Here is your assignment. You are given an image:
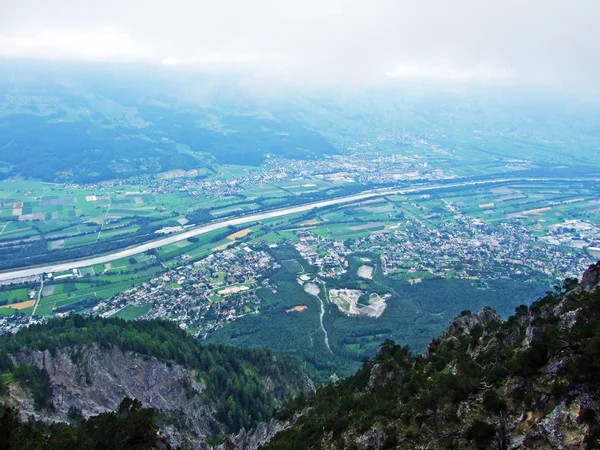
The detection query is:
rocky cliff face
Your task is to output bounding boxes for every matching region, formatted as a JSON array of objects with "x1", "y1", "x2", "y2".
[
  {"x1": 218, "y1": 418, "x2": 297, "y2": 450},
  {"x1": 261, "y1": 261, "x2": 600, "y2": 449},
  {"x1": 0, "y1": 317, "x2": 314, "y2": 449},
  {"x1": 579, "y1": 261, "x2": 600, "y2": 292},
  {"x1": 8, "y1": 344, "x2": 217, "y2": 448}
]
